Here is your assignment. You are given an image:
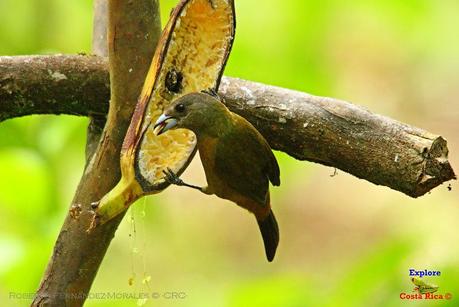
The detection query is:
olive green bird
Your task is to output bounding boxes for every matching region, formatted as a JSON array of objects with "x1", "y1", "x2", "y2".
[{"x1": 154, "y1": 91, "x2": 280, "y2": 261}]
